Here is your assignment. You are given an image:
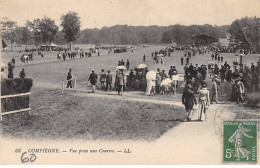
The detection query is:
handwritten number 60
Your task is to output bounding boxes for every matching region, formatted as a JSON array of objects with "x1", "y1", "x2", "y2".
[{"x1": 21, "y1": 152, "x2": 37, "y2": 163}]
